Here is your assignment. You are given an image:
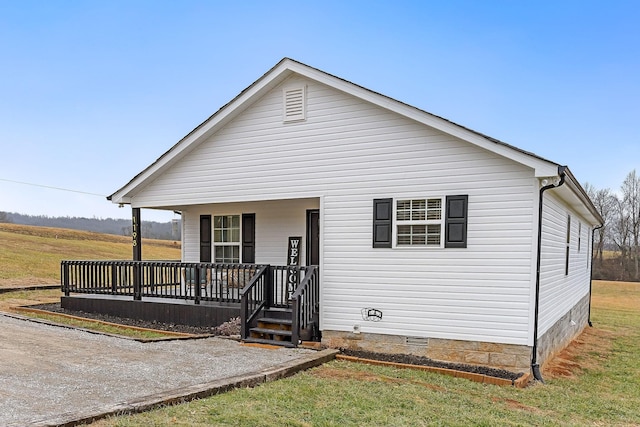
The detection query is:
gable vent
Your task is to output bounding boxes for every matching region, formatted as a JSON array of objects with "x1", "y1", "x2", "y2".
[{"x1": 283, "y1": 86, "x2": 306, "y2": 122}]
